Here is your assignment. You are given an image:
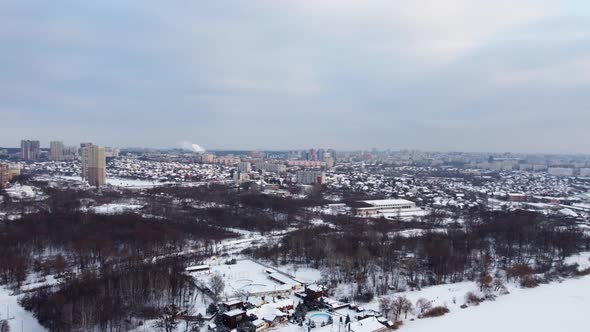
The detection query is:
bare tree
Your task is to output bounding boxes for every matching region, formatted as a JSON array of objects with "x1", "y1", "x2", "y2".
[
  {"x1": 401, "y1": 297, "x2": 414, "y2": 319},
  {"x1": 154, "y1": 304, "x2": 181, "y2": 332},
  {"x1": 478, "y1": 275, "x2": 493, "y2": 298},
  {"x1": 379, "y1": 297, "x2": 392, "y2": 319},
  {"x1": 209, "y1": 273, "x2": 225, "y2": 300},
  {"x1": 415, "y1": 298, "x2": 432, "y2": 314},
  {"x1": 391, "y1": 296, "x2": 411, "y2": 320},
  {"x1": 0, "y1": 320, "x2": 10, "y2": 332},
  {"x1": 493, "y1": 278, "x2": 507, "y2": 294}
]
